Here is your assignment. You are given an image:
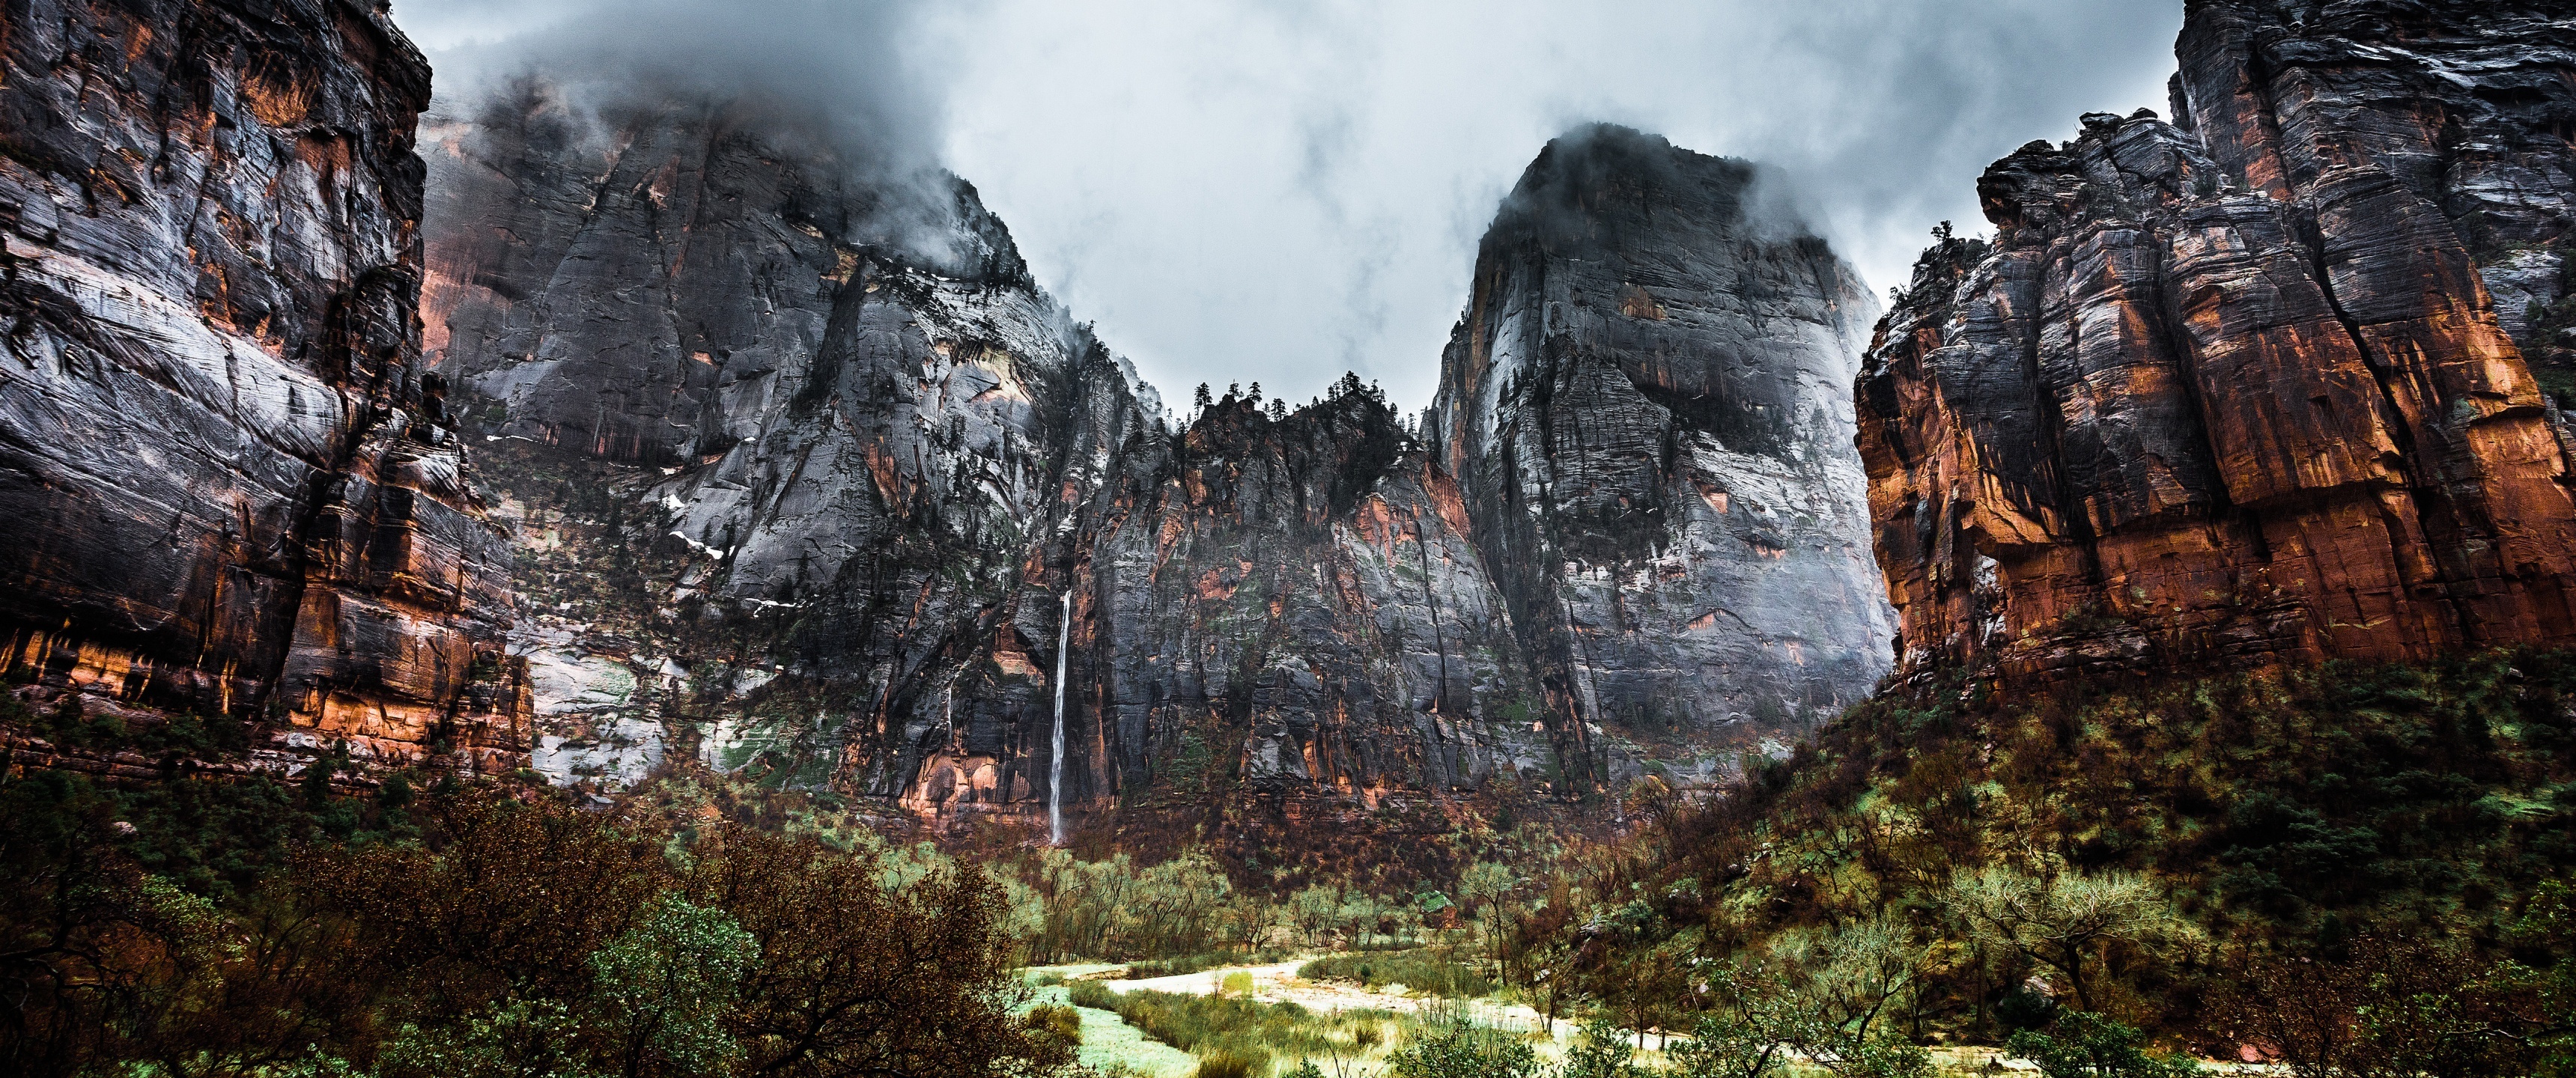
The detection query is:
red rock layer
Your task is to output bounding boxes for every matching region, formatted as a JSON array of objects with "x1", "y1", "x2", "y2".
[
  {"x1": 0, "y1": 0, "x2": 526, "y2": 774},
  {"x1": 1860, "y1": 1, "x2": 2576, "y2": 683}
]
